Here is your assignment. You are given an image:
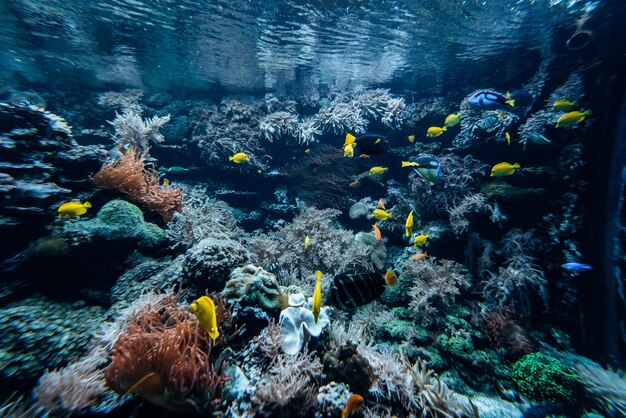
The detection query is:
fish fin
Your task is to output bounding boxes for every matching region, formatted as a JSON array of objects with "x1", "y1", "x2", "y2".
[
  {"x1": 513, "y1": 162, "x2": 520, "y2": 168},
  {"x1": 490, "y1": 173, "x2": 494, "y2": 177},
  {"x1": 583, "y1": 109, "x2": 592, "y2": 116},
  {"x1": 345, "y1": 133, "x2": 356, "y2": 145},
  {"x1": 506, "y1": 99, "x2": 515, "y2": 107},
  {"x1": 83, "y1": 201, "x2": 92, "y2": 208}
]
